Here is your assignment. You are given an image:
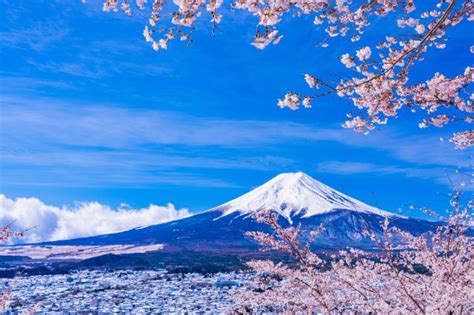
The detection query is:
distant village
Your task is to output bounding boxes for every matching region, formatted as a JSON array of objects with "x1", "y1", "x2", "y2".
[{"x1": 3, "y1": 269, "x2": 255, "y2": 313}]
